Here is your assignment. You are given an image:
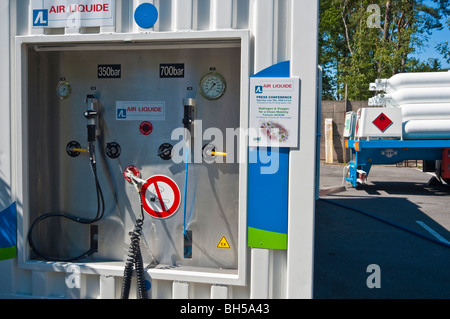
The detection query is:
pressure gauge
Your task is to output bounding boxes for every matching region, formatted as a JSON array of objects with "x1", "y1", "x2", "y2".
[
  {"x1": 199, "y1": 72, "x2": 226, "y2": 100},
  {"x1": 57, "y1": 81, "x2": 71, "y2": 100}
]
